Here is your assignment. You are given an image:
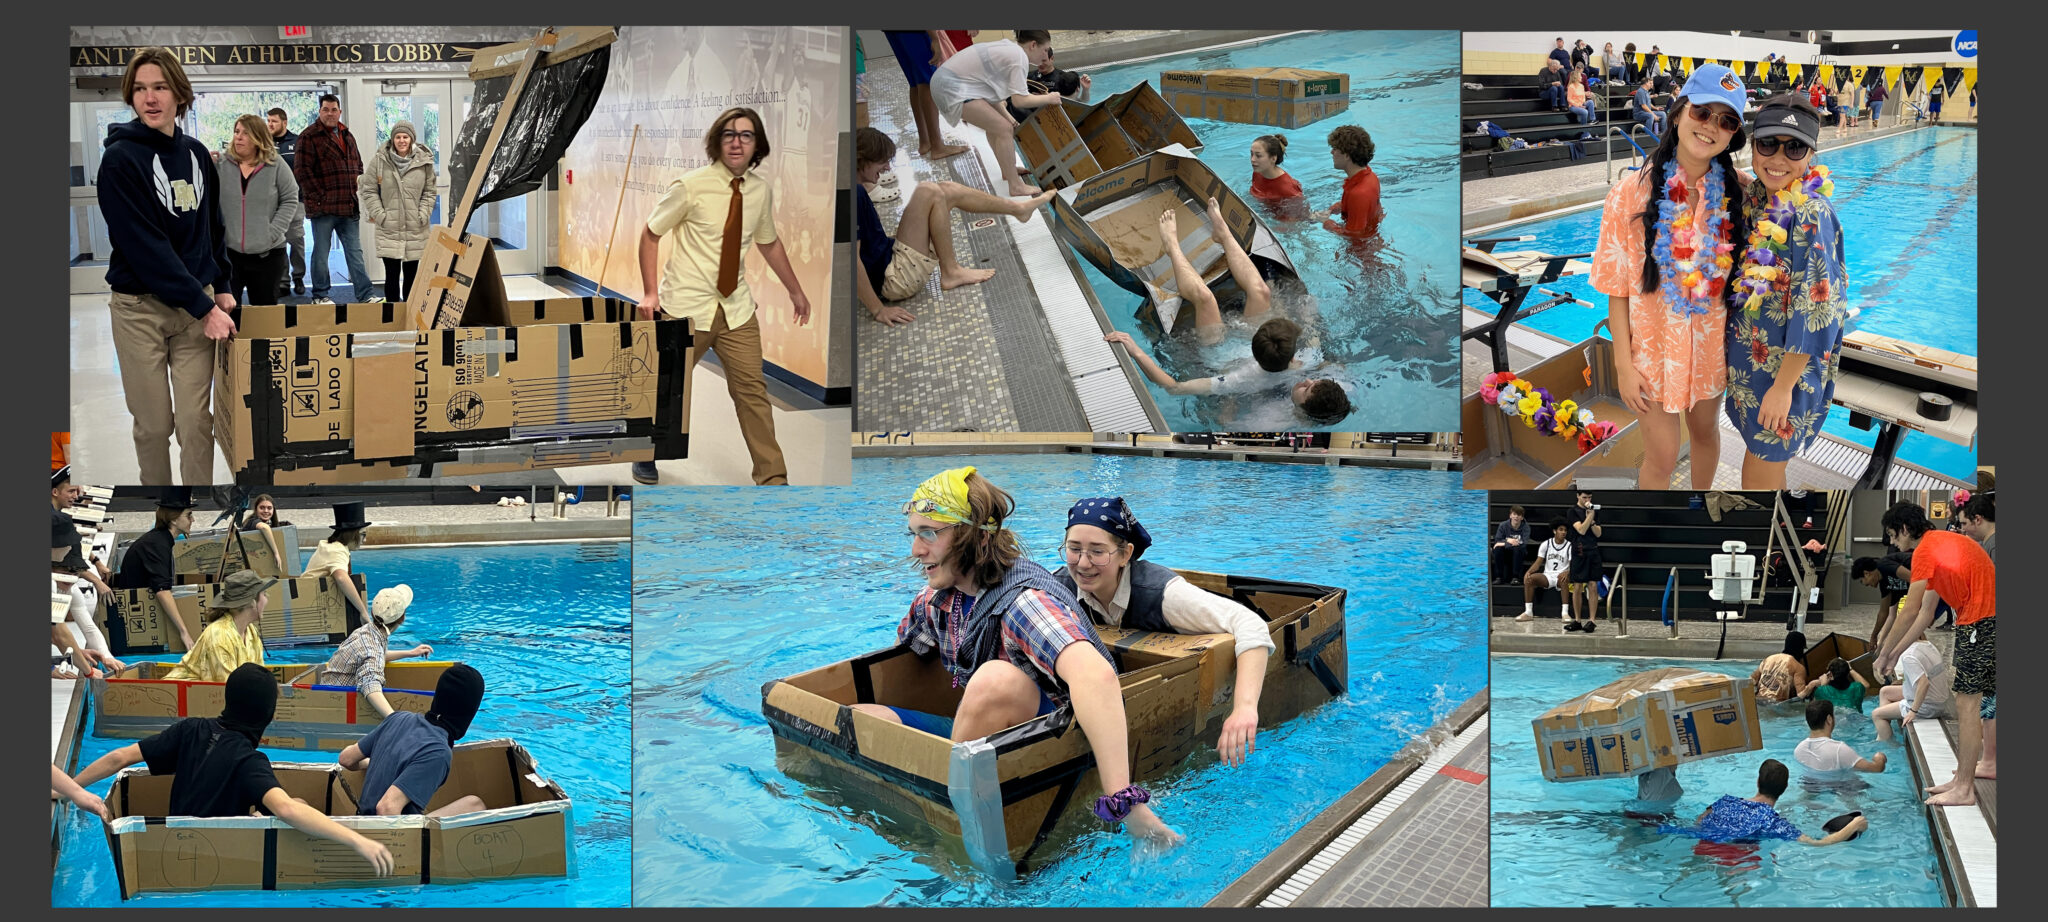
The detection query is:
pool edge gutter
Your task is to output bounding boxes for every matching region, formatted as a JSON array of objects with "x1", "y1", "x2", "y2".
[
  {"x1": 1907, "y1": 717, "x2": 1994, "y2": 908},
  {"x1": 1206, "y1": 688, "x2": 1488, "y2": 907}
]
